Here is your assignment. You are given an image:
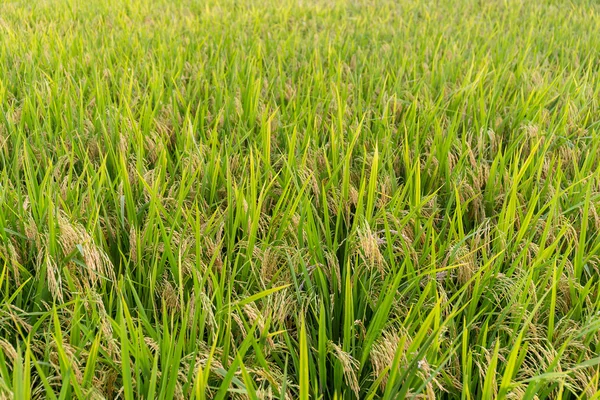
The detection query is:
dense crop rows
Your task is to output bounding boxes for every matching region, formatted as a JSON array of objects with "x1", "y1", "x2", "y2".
[{"x1": 1, "y1": 0, "x2": 600, "y2": 398}]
